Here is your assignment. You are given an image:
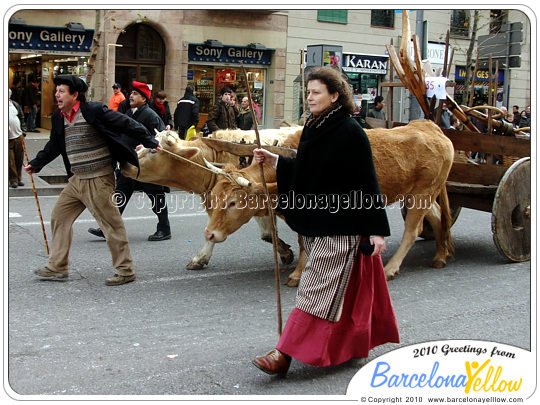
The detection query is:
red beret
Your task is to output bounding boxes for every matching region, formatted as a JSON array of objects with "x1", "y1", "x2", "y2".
[{"x1": 132, "y1": 81, "x2": 151, "y2": 100}]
